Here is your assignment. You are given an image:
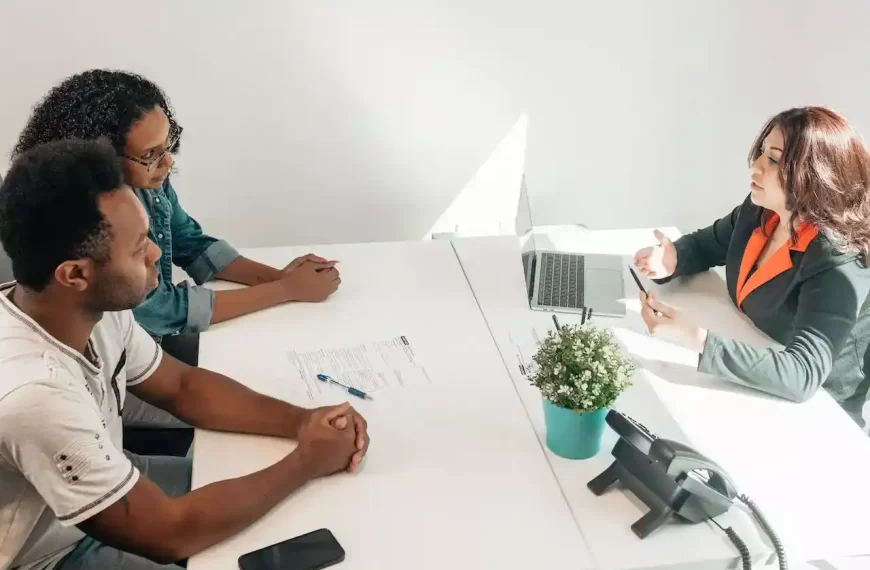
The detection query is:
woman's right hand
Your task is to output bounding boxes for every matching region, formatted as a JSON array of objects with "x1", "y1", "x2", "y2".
[{"x1": 633, "y1": 229, "x2": 677, "y2": 279}]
